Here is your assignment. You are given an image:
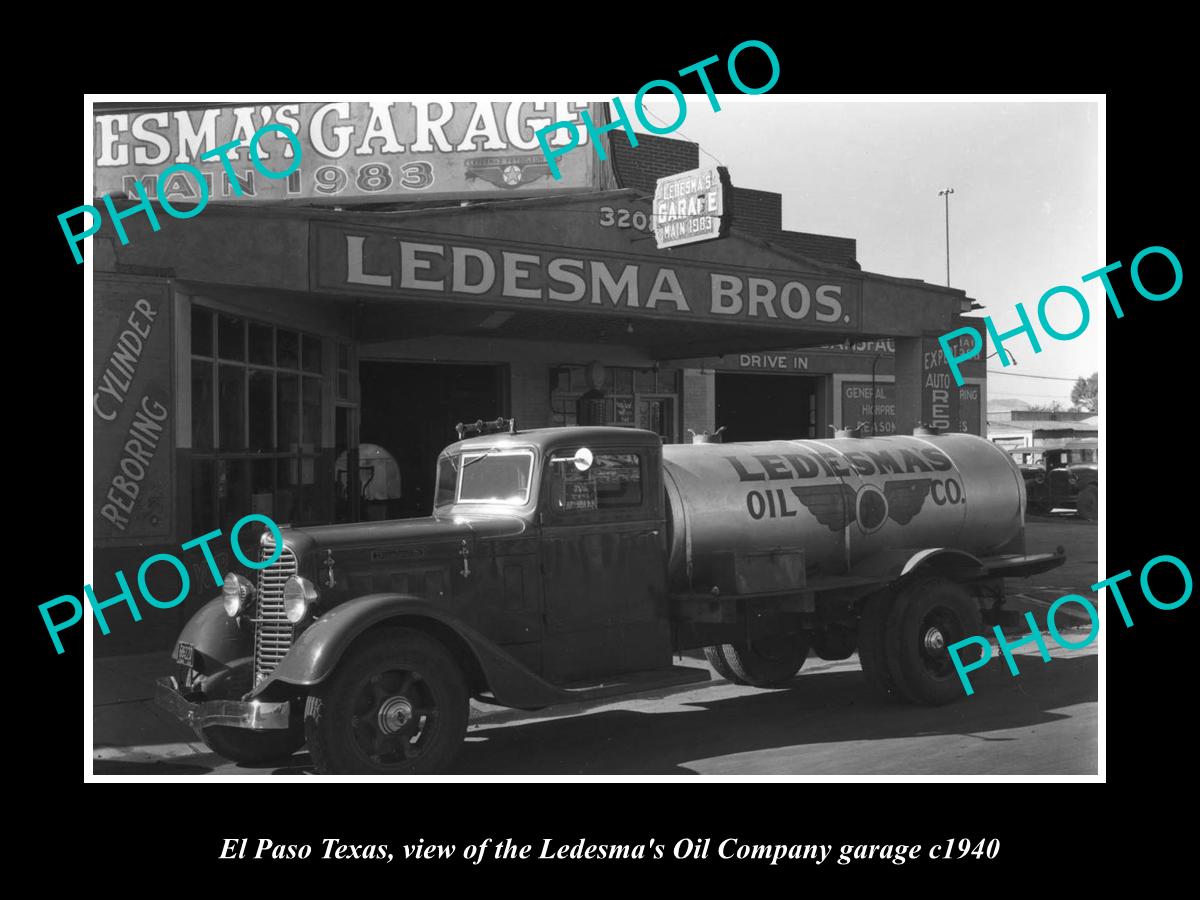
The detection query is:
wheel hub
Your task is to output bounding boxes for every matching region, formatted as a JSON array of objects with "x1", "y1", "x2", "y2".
[
  {"x1": 377, "y1": 696, "x2": 415, "y2": 734},
  {"x1": 923, "y1": 626, "x2": 946, "y2": 652}
]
